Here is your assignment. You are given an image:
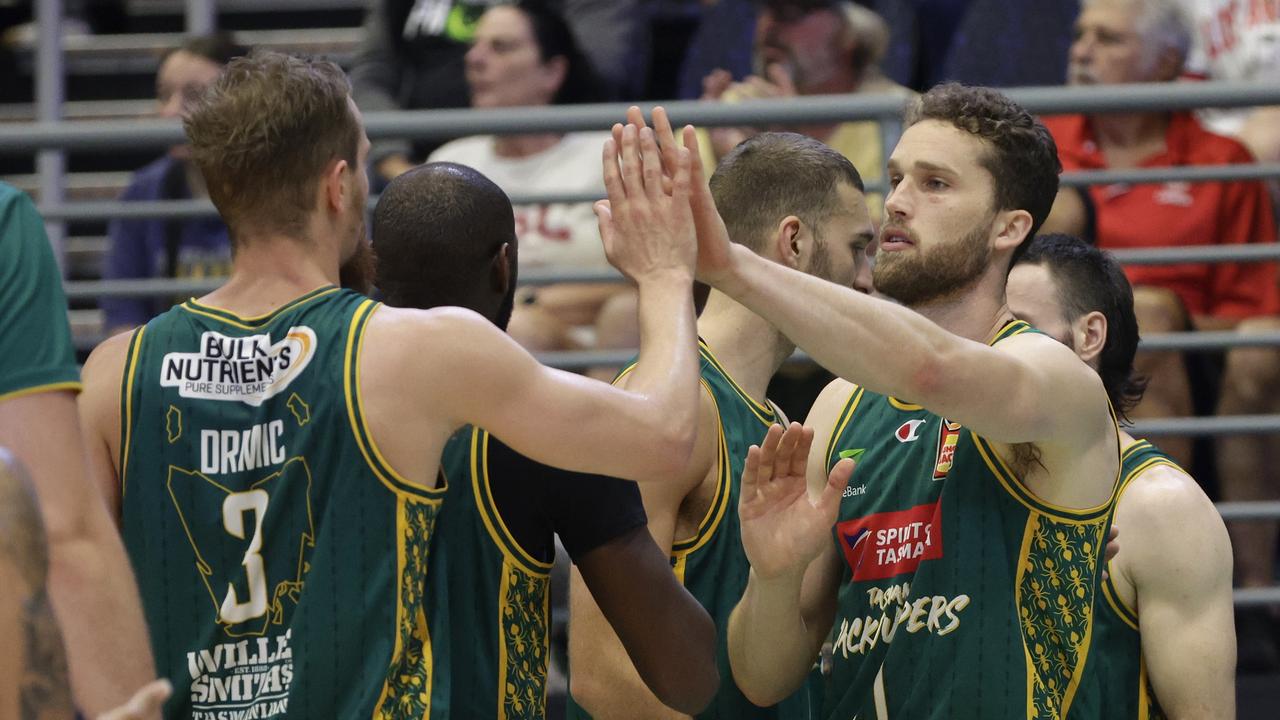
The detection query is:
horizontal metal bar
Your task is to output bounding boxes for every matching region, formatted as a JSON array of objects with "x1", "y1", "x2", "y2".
[
  {"x1": 1138, "y1": 330, "x2": 1280, "y2": 351},
  {"x1": 1109, "y1": 244, "x2": 1280, "y2": 265},
  {"x1": 1060, "y1": 163, "x2": 1280, "y2": 187},
  {"x1": 1233, "y1": 586, "x2": 1280, "y2": 607},
  {"x1": 64, "y1": 277, "x2": 222, "y2": 300},
  {"x1": 1216, "y1": 501, "x2": 1280, "y2": 521},
  {"x1": 1131, "y1": 414, "x2": 1280, "y2": 437},
  {"x1": 8, "y1": 81, "x2": 1280, "y2": 153}
]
